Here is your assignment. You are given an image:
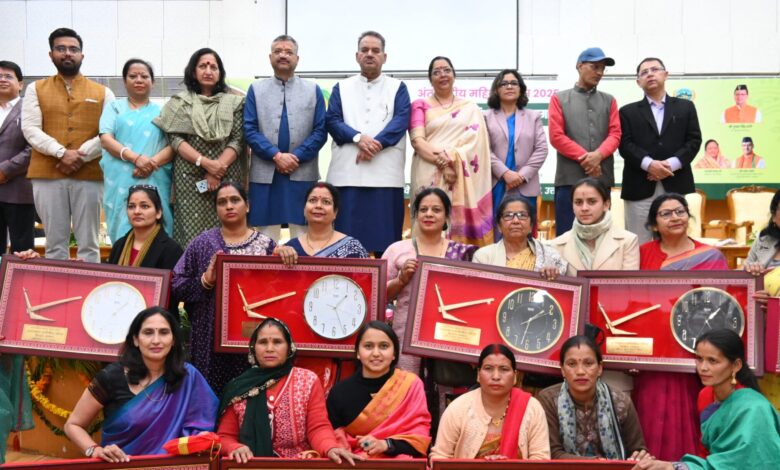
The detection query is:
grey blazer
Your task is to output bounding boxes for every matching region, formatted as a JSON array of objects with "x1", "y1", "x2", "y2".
[{"x1": 0, "y1": 99, "x2": 33, "y2": 204}]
